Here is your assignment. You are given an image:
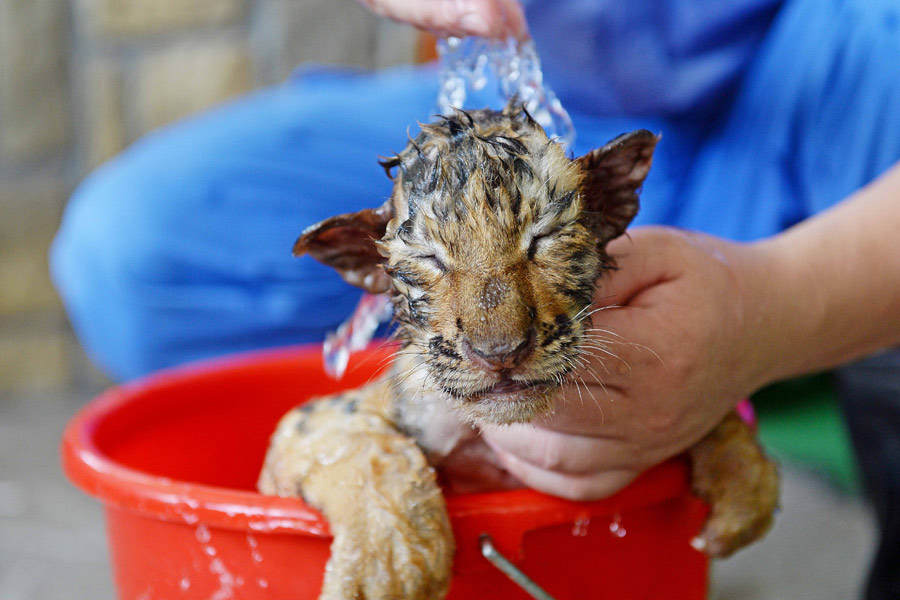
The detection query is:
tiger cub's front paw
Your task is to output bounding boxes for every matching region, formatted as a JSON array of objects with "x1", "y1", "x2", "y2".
[
  {"x1": 260, "y1": 395, "x2": 455, "y2": 599},
  {"x1": 688, "y1": 411, "x2": 779, "y2": 558},
  {"x1": 320, "y1": 504, "x2": 453, "y2": 600},
  {"x1": 314, "y1": 434, "x2": 454, "y2": 599}
]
